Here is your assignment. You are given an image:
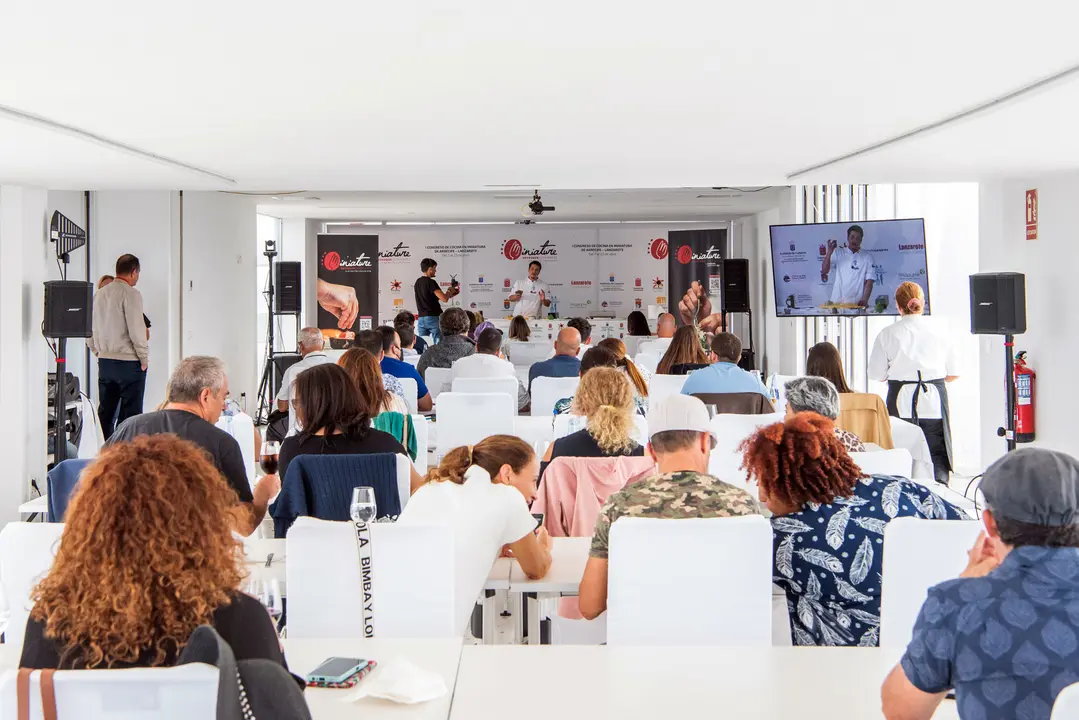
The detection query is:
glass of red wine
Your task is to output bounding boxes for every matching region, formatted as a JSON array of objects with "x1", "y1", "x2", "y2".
[{"x1": 260, "y1": 440, "x2": 280, "y2": 475}]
